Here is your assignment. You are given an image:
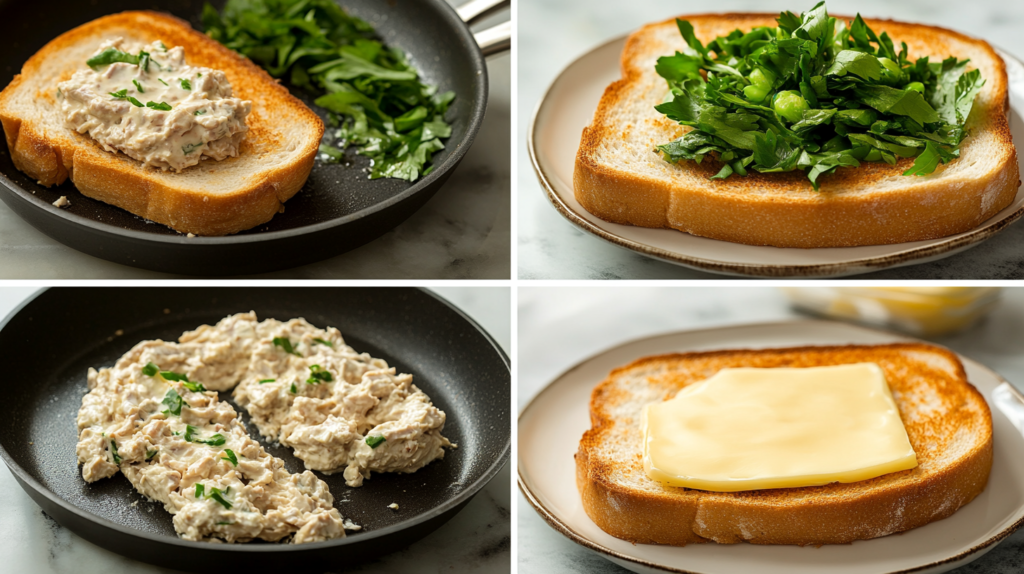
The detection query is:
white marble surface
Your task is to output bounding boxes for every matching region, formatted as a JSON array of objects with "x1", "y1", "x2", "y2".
[
  {"x1": 517, "y1": 287, "x2": 1024, "y2": 573},
  {"x1": 518, "y1": 0, "x2": 1024, "y2": 279},
  {"x1": 0, "y1": 0, "x2": 510, "y2": 279},
  {"x1": 0, "y1": 287, "x2": 510, "y2": 573}
]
